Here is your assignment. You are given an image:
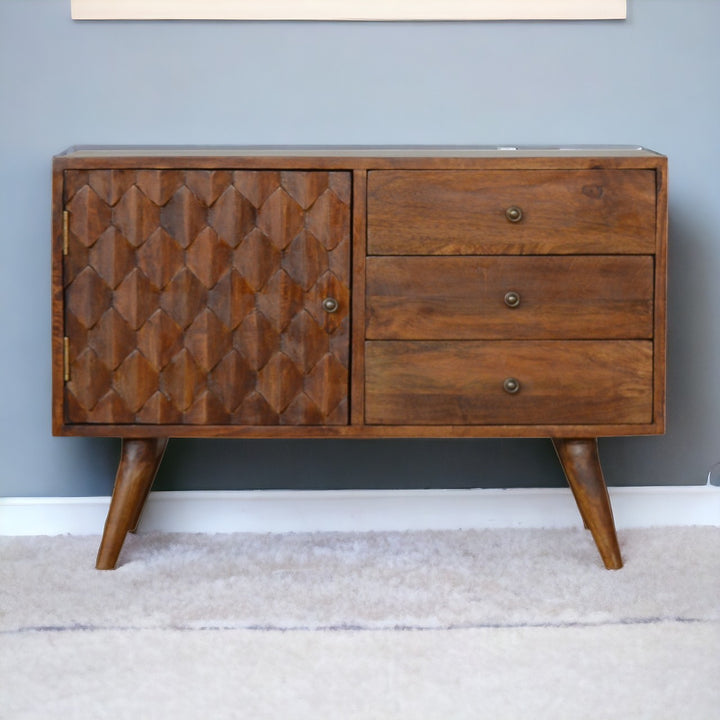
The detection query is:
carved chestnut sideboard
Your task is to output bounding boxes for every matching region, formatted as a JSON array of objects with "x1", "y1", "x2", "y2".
[{"x1": 52, "y1": 146, "x2": 667, "y2": 569}]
